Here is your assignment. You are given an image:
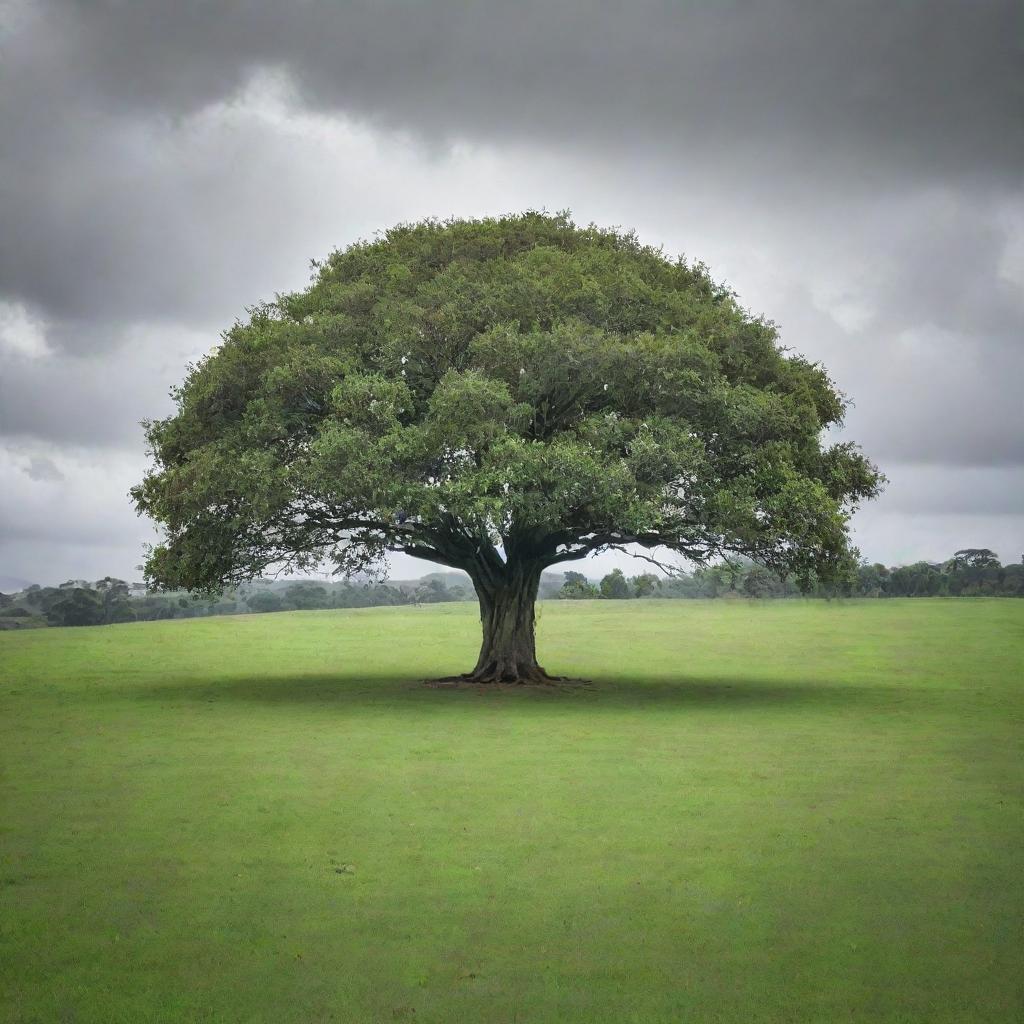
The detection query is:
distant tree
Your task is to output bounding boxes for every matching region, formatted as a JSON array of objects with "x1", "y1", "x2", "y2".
[
  {"x1": 284, "y1": 583, "x2": 330, "y2": 610},
  {"x1": 367, "y1": 584, "x2": 411, "y2": 607},
  {"x1": 600, "y1": 568, "x2": 633, "y2": 599},
  {"x1": 132, "y1": 595, "x2": 179, "y2": 620},
  {"x1": 631, "y1": 573, "x2": 660, "y2": 597},
  {"x1": 947, "y1": 549, "x2": 1002, "y2": 595},
  {"x1": 558, "y1": 572, "x2": 600, "y2": 599},
  {"x1": 247, "y1": 590, "x2": 284, "y2": 613},
  {"x1": 209, "y1": 595, "x2": 239, "y2": 615},
  {"x1": 742, "y1": 565, "x2": 778, "y2": 598},
  {"x1": 105, "y1": 602, "x2": 137, "y2": 624},
  {"x1": 45, "y1": 588, "x2": 104, "y2": 627},
  {"x1": 721, "y1": 560, "x2": 746, "y2": 592},
  {"x1": 31, "y1": 587, "x2": 63, "y2": 613},
  {"x1": 693, "y1": 565, "x2": 728, "y2": 598},
  {"x1": 94, "y1": 577, "x2": 134, "y2": 623},
  {"x1": 656, "y1": 574, "x2": 703, "y2": 599},
  {"x1": 950, "y1": 549, "x2": 1000, "y2": 570},
  {"x1": 133, "y1": 213, "x2": 881, "y2": 681},
  {"x1": 415, "y1": 578, "x2": 453, "y2": 604},
  {"x1": 1001, "y1": 563, "x2": 1024, "y2": 596},
  {"x1": 856, "y1": 562, "x2": 890, "y2": 596}
]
